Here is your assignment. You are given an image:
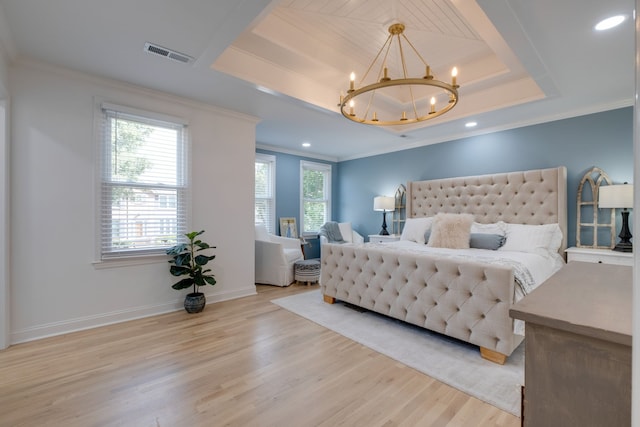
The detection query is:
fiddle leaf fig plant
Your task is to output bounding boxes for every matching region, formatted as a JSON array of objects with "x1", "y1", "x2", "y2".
[{"x1": 166, "y1": 230, "x2": 216, "y2": 294}]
